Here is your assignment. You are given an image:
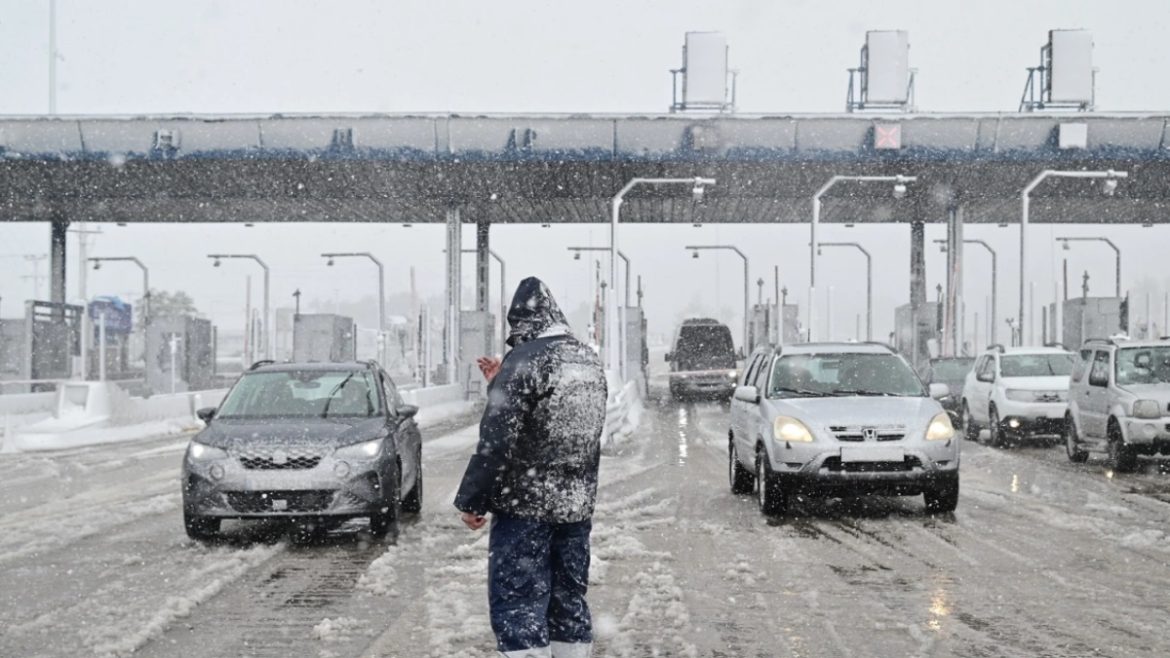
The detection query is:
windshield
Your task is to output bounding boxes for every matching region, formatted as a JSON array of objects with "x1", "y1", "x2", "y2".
[
  {"x1": 216, "y1": 370, "x2": 381, "y2": 419},
  {"x1": 1000, "y1": 354, "x2": 1074, "y2": 378},
  {"x1": 1116, "y1": 347, "x2": 1170, "y2": 386},
  {"x1": 931, "y1": 358, "x2": 975, "y2": 381},
  {"x1": 769, "y1": 353, "x2": 925, "y2": 398},
  {"x1": 674, "y1": 324, "x2": 736, "y2": 370}
]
